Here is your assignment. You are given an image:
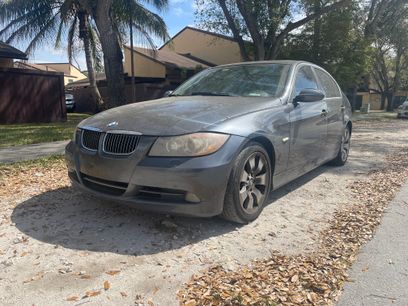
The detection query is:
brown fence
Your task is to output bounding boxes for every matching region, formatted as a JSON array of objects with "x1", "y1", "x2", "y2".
[{"x1": 0, "y1": 68, "x2": 66, "y2": 124}]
